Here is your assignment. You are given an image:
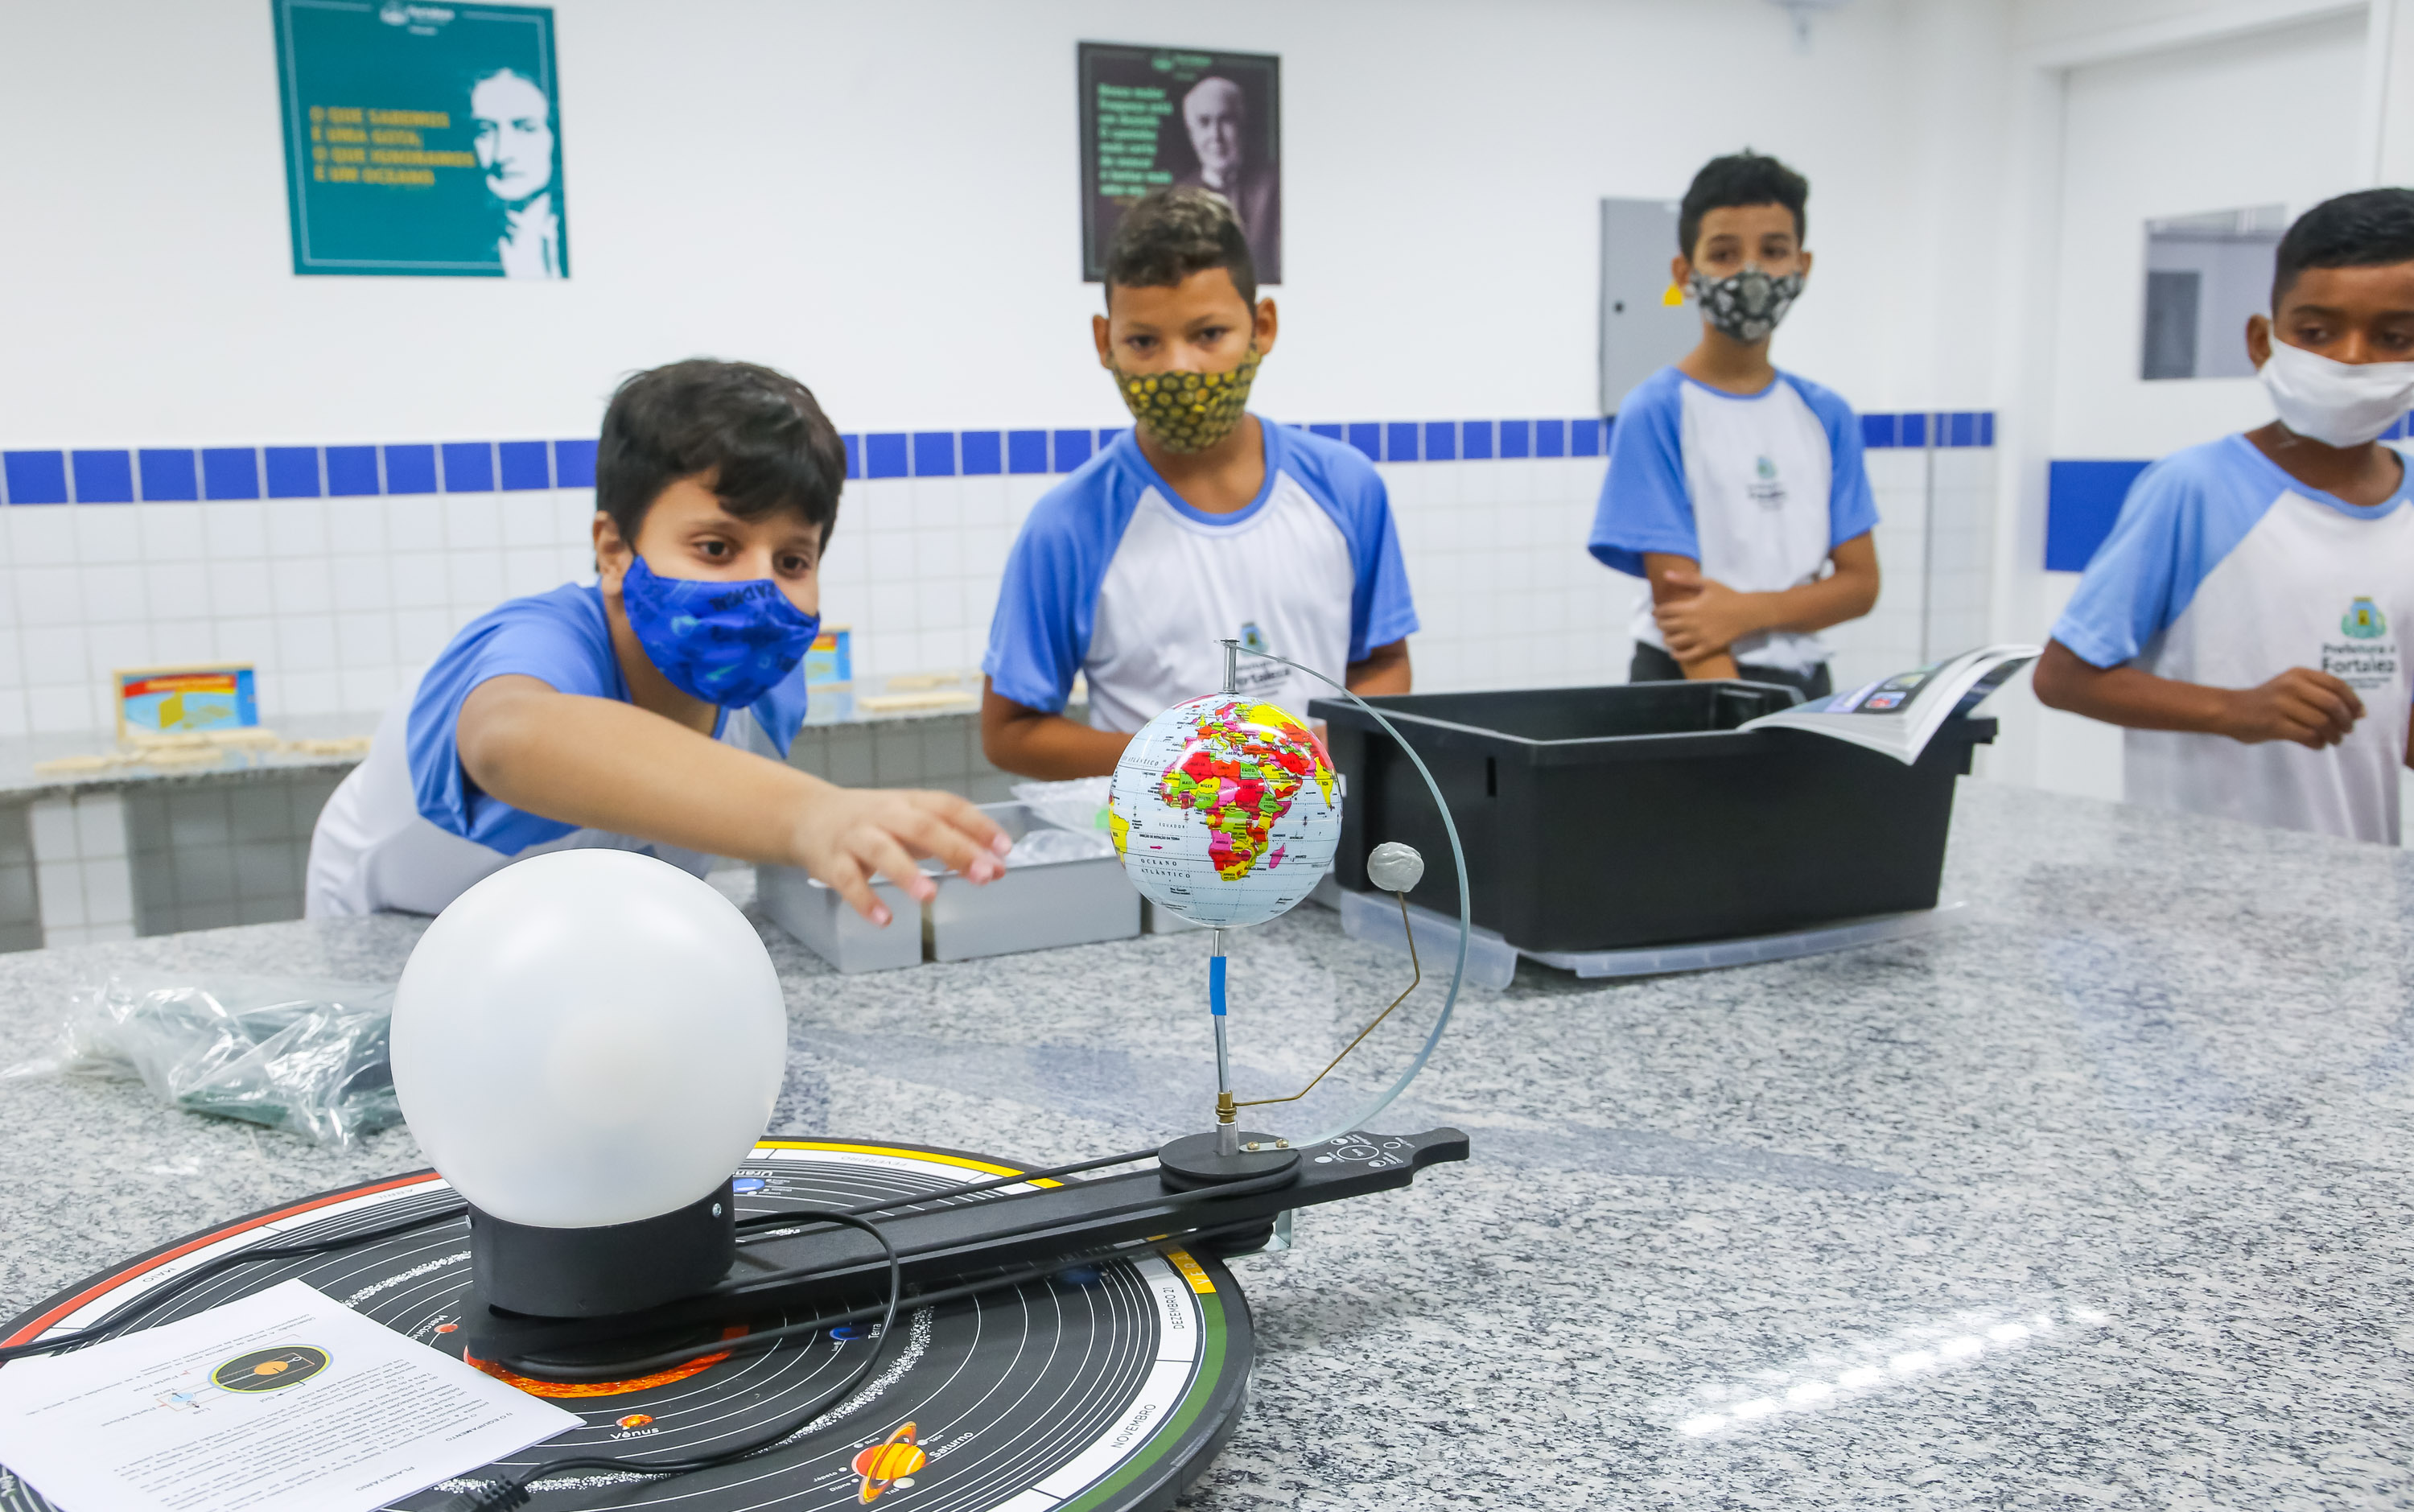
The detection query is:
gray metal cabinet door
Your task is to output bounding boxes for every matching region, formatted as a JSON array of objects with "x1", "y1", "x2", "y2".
[{"x1": 1600, "y1": 196, "x2": 1698, "y2": 414}]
